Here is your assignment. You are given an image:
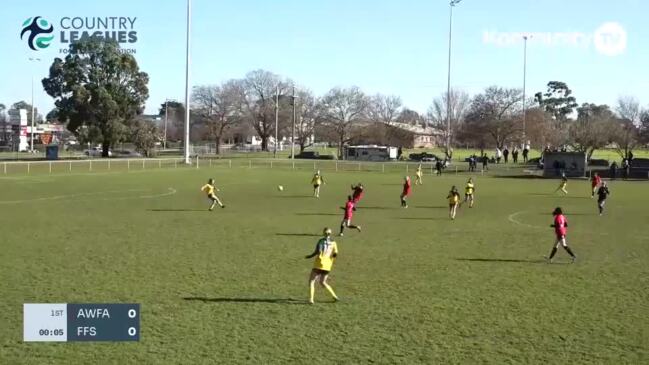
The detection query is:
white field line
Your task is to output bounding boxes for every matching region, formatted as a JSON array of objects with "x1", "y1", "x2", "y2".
[
  {"x1": 507, "y1": 211, "x2": 544, "y2": 229},
  {"x1": 0, "y1": 188, "x2": 176, "y2": 204}
]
